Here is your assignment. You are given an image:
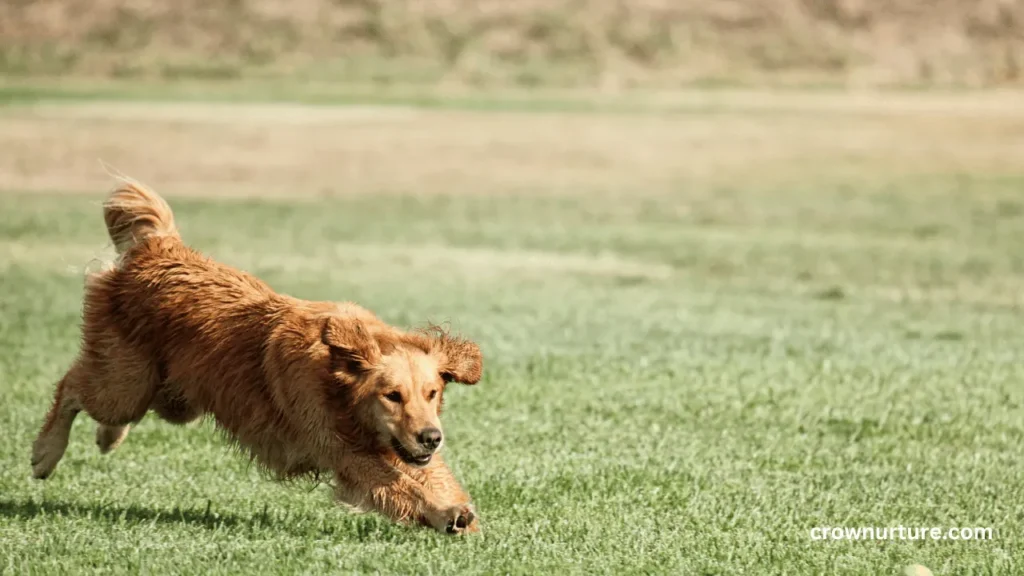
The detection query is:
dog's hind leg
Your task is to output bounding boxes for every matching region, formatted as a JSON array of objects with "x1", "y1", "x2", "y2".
[
  {"x1": 31, "y1": 362, "x2": 85, "y2": 479},
  {"x1": 78, "y1": 346, "x2": 161, "y2": 457},
  {"x1": 70, "y1": 323, "x2": 162, "y2": 459}
]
